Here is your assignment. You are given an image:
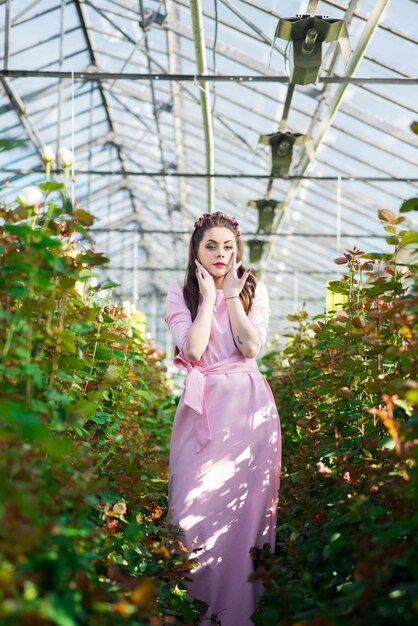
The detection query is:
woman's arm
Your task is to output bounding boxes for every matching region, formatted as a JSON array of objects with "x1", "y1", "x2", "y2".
[
  {"x1": 225, "y1": 297, "x2": 259, "y2": 359},
  {"x1": 185, "y1": 261, "x2": 216, "y2": 362},
  {"x1": 185, "y1": 297, "x2": 215, "y2": 361},
  {"x1": 223, "y1": 251, "x2": 259, "y2": 358}
]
